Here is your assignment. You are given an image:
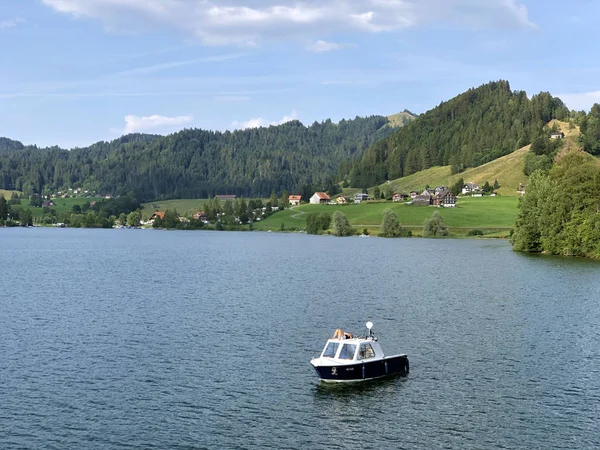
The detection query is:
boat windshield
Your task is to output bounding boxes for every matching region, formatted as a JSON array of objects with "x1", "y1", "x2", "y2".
[
  {"x1": 357, "y1": 343, "x2": 376, "y2": 360},
  {"x1": 322, "y1": 342, "x2": 339, "y2": 358},
  {"x1": 338, "y1": 343, "x2": 357, "y2": 360}
]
